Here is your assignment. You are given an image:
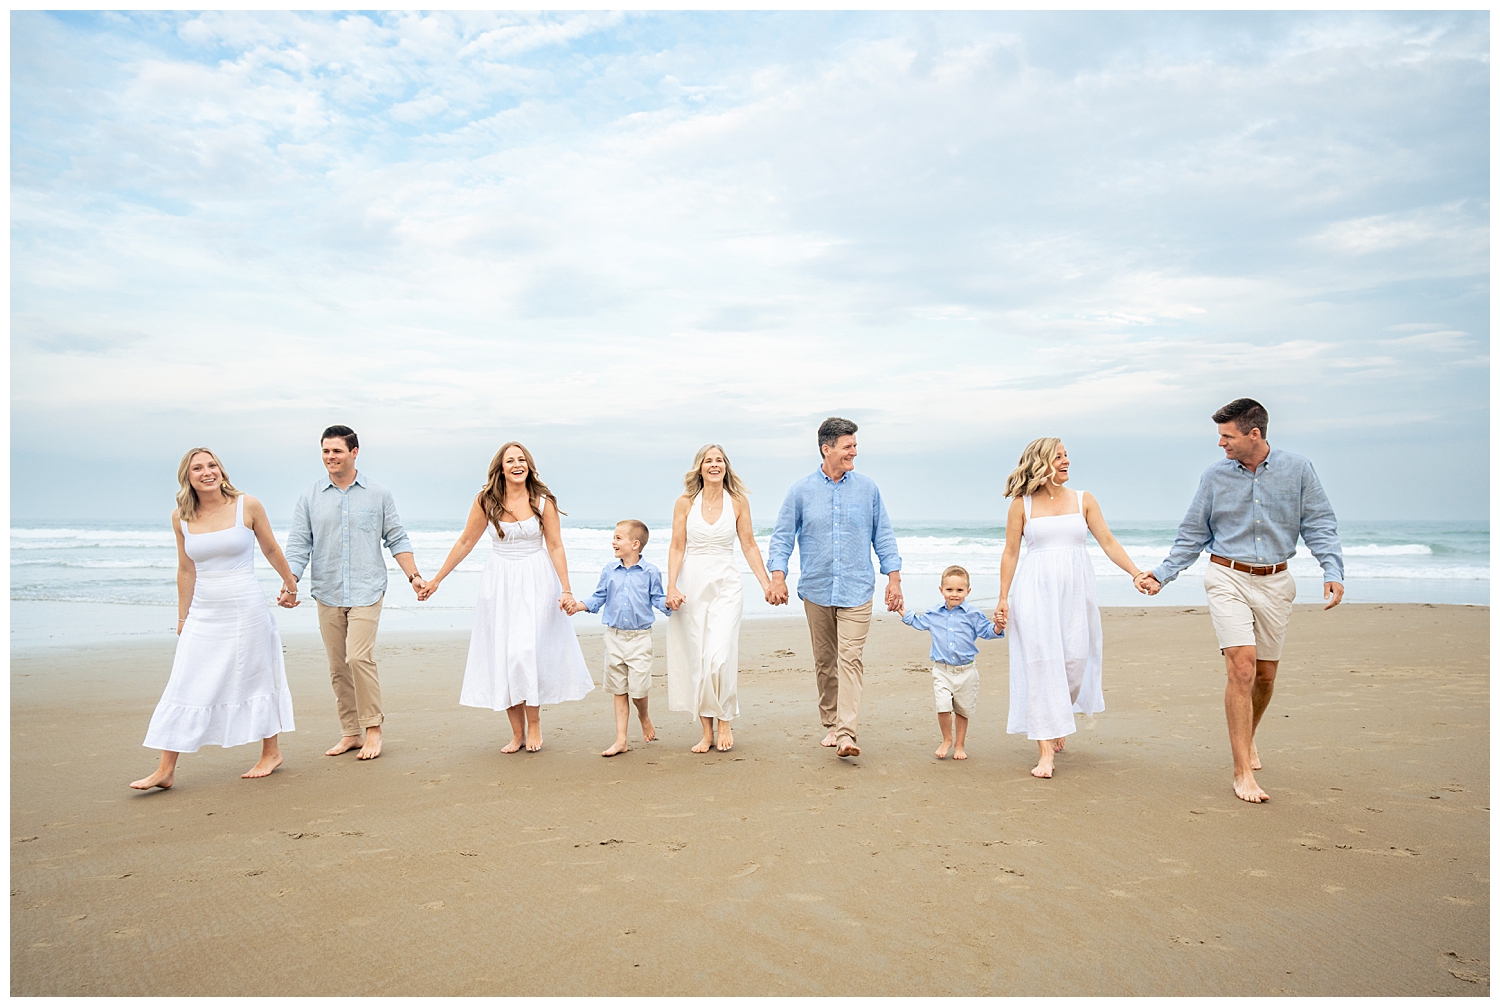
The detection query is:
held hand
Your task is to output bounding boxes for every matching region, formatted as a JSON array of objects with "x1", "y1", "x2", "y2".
[
  {"x1": 409, "y1": 575, "x2": 427, "y2": 596},
  {"x1": 557, "y1": 591, "x2": 576, "y2": 614},
  {"x1": 666, "y1": 587, "x2": 686, "y2": 611},
  {"x1": 884, "y1": 580, "x2": 903, "y2": 613},
  {"x1": 993, "y1": 599, "x2": 1008, "y2": 632},
  {"x1": 767, "y1": 573, "x2": 789, "y2": 606},
  {"x1": 1135, "y1": 573, "x2": 1161, "y2": 596},
  {"x1": 416, "y1": 578, "x2": 439, "y2": 602},
  {"x1": 1323, "y1": 581, "x2": 1344, "y2": 610},
  {"x1": 276, "y1": 584, "x2": 300, "y2": 609}
]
